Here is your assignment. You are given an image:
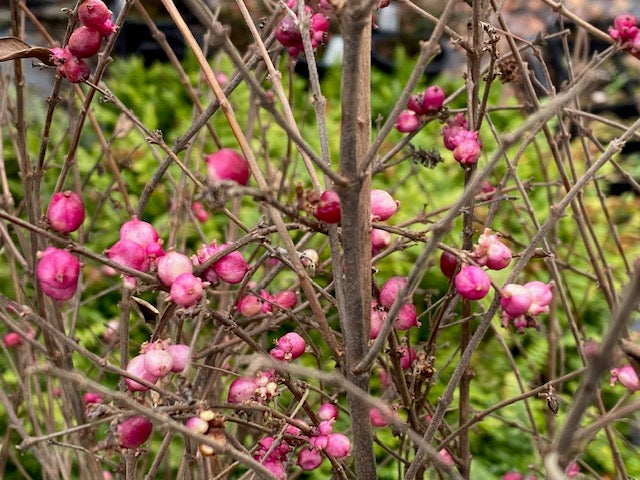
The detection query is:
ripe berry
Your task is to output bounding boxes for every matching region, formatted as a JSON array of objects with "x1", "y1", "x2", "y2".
[
  {"x1": 500, "y1": 284, "x2": 533, "y2": 317},
  {"x1": 324, "y1": 433, "x2": 350, "y2": 458},
  {"x1": 422, "y1": 85, "x2": 445, "y2": 111},
  {"x1": 47, "y1": 191, "x2": 86, "y2": 233},
  {"x1": 168, "y1": 273, "x2": 204, "y2": 308},
  {"x1": 524, "y1": 281, "x2": 553, "y2": 315},
  {"x1": 143, "y1": 349, "x2": 174, "y2": 377},
  {"x1": 68, "y1": 26, "x2": 102, "y2": 58},
  {"x1": 439, "y1": 251, "x2": 459, "y2": 278},
  {"x1": 314, "y1": 190, "x2": 341, "y2": 223},
  {"x1": 371, "y1": 189, "x2": 398, "y2": 221},
  {"x1": 3, "y1": 332, "x2": 22, "y2": 348},
  {"x1": 125, "y1": 354, "x2": 159, "y2": 391},
  {"x1": 297, "y1": 447, "x2": 323, "y2": 470},
  {"x1": 396, "y1": 109, "x2": 420, "y2": 133},
  {"x1": 157, "y1": 251, "x2": 193, "y2": 286},
  {"x1": 237, "y1": 294, "x2": 263, "y2": 317},
  {"x1": 167, "y1": 344, "x2": 191, "y2": 373},
  {"x1": 117, "y1": 416, "x2": 153, "y2": 449},
  {"x1": 120, "y1": 217, "x2": 159, "y2": 250},
  {"x1": 454, "y1": 265, "x2": 491, "y2": 300},
  {"x1": 610, "y1": 365, "x2": 640, "y2": 391},
  {"x1": 106, "y1": 239, "x2": 148, "y2": 272},
  {"x1": 274, "y1": 290, "x2": 297, "y2": 309},
  {"x1": 379, "y1": 276, "x2": 407, "y2": 309},
  {"x1": 228, "y1": 376, "x2": 257, "y2": 403},
  {"x1": 36, "y1": 247, "x2": 80, "y2": 301},
  {"x1": 78, "y1": 0, "x2": 112, "y2": 31},
  {"x1": 318, "y1": 403, "x2": 339, "y2": 421},
  {"x1": 205, "y1": 148, "x2": 250, "y2": 185}
]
